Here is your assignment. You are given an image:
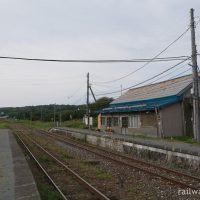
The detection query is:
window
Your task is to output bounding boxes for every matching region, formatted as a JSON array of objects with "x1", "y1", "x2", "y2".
[
  {"x1": 129, "y1": 115, "x2": 140, "y2": 128},
  {"x1": 122, "y1": 117, "x2": 128, "y2": 128},
  {"x1": 101, "y1": 117, "x2": 105, "y2": 126},
  {"x1": 113, "y1": 117, "x2": 119, "y2": 126},
  {"x1": 107, "y1": 117, "x2": 111, "y2": 127}
]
